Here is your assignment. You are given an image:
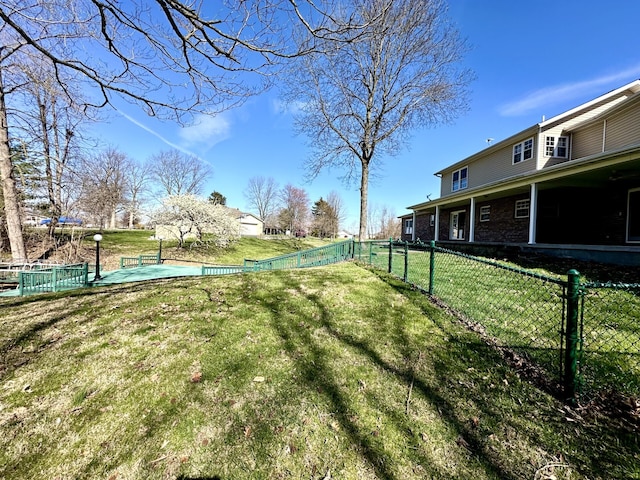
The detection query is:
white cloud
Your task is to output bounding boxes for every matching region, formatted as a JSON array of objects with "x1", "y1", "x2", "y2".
[
  {"x1": 499, "y1": 64, "x2": 640, "y2": 117},
  {"x1": 271, "y1": 98, "x2": 306, "y2": 115},
  {"x1": 117, "y1": 109, "x2": 187, "y2": 152},
  {"x1": 179, "y1": 113, "x2": 232, "y2": 149}
]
